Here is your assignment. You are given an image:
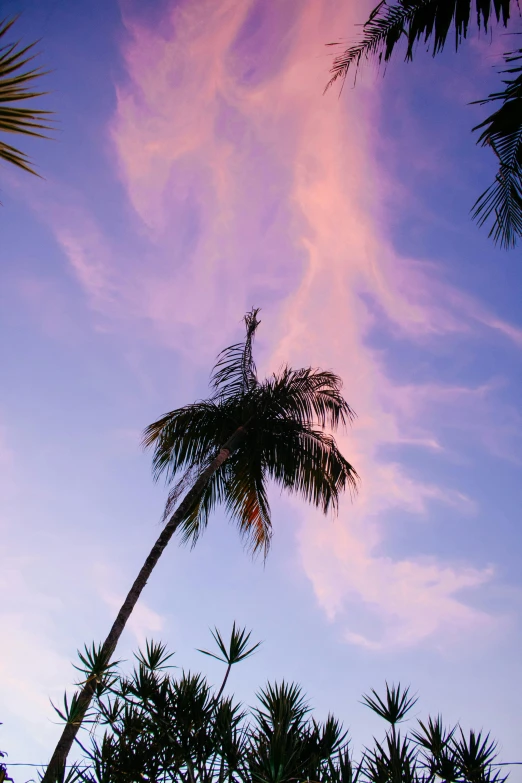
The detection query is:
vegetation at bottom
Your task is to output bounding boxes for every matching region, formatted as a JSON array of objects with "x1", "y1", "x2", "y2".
[{"x1": 11, "y1": 624, "x2": 504, "y2": 783}]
